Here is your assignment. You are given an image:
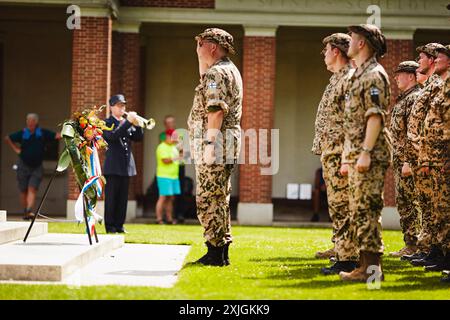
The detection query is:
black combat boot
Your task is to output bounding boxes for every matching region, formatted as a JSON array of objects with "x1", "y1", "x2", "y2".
[
  {"x1": 321, "y1": 261, "x2": 359, "y2": 275},
  {"x1": 196, "y1": 242, "x2": 225, "y2": 266},
  {"x1": 425, "y1": 252, "x2": 450, "y2": 272},
  {"x1": 401, "y1": 251, "x2": 427, "y2": 261},
  {"x1": 411, "y1": 245, "x2": 444, "y2": 267},
  {"x1": 441, "y1": 271, "x2": 450, "y2": 283},
  {"x1": 223, "y1": 243, "x2": 230, "y2": 266}
]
